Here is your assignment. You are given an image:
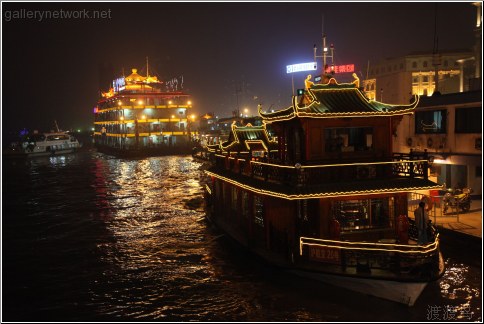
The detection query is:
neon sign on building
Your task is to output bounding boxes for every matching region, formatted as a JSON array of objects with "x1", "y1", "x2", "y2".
[
  {"x1": 324, "y1": 64, "x2": 355, "y2": 74},
  {"x1": 287, "y1": 62, "x2": 317, "y2": 74}
]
